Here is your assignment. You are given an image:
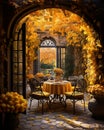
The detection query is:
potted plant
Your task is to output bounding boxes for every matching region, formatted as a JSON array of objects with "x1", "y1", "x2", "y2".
[
  {"x1": 0, "y1": 92, "x2": 27, "y2": 130},
  {"x1": 87, "y1": 84, "x2": 104, "y2": 119}
]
